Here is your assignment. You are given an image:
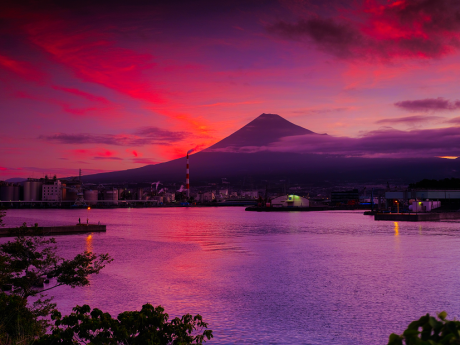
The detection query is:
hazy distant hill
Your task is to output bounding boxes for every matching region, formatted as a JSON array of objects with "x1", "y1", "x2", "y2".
[
  {"x1": 5, "y1": 178, "x2": 27, "y2": 183},
  {"x1": 81, "y1": 114, "x2": 460, "y2": 184}
]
